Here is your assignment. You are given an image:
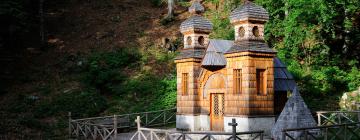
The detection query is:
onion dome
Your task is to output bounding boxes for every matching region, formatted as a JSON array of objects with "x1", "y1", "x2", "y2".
[{"x1": 229, "y1": 1, "x2": 269, "y2": 23}]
